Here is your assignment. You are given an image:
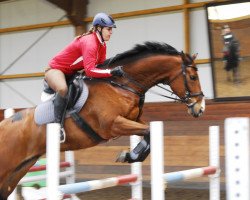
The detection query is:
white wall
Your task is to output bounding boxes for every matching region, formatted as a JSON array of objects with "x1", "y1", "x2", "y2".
[
  {"x1": 87, "y1": 0, "x2": 183, "y2": 15},
  {"x1": 0, "y1": 0, "x2": 213, "y2": 108},
  {"x1": 0, "y1": 0, "x2": 75, "y2": 108},
  {"x1": 190, "y1": 8, "x2": 214, "y2": 98},
  {"x1": 0, "y1": 0, "x2": 65, "y2": 28}
]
